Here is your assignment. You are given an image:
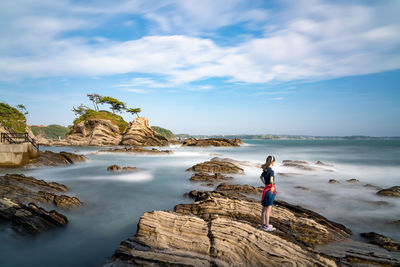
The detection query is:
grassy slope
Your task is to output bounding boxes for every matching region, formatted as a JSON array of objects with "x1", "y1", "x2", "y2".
[
  {"x1": 0, "y1": 103, "x2": 26, "y2": 132},
  {"x1": 73, "y1": 110, "x2": 128, "y2": 133},
  {"x1": 151, "y1": 126, "x2": 175, "y2": 140},
  {"x1": 31, "y1": 124, "x2": 69, "y2": 139}
]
